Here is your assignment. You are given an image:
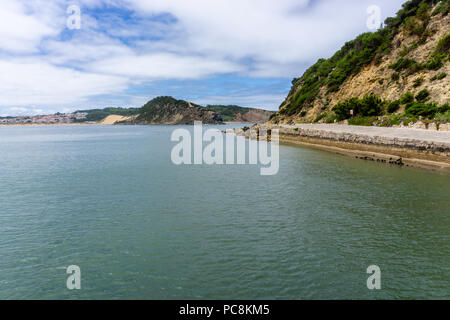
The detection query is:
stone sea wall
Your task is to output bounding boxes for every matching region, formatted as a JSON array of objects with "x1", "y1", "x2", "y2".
[{"x1": 230, "y1": 124, "x2": 450, "y2": 172}]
